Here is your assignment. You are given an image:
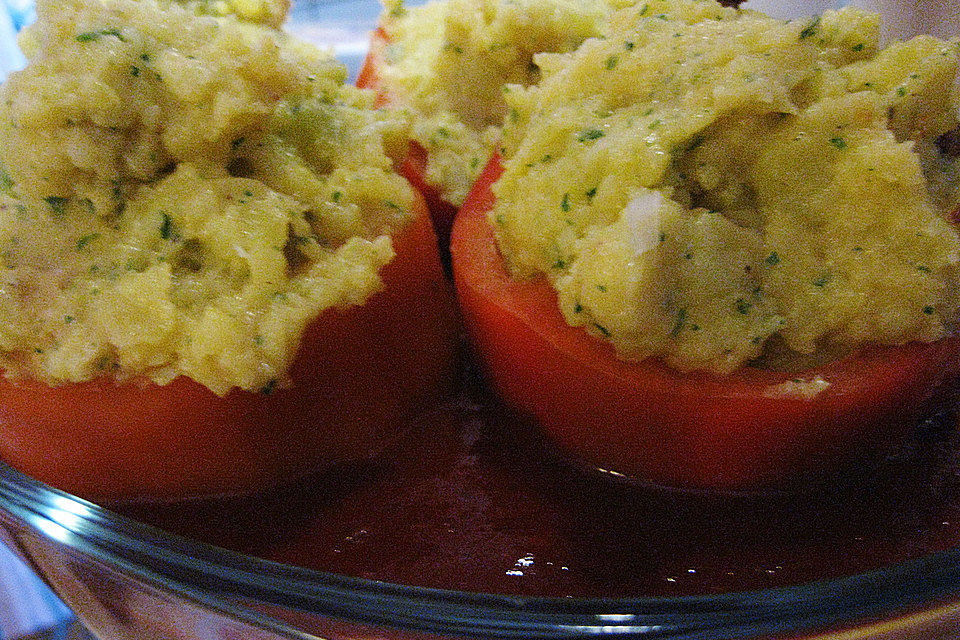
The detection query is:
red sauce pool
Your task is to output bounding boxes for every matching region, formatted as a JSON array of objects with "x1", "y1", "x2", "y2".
[{"x1": 117, "y1": 363, "x2": 960, "y2": 598}]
